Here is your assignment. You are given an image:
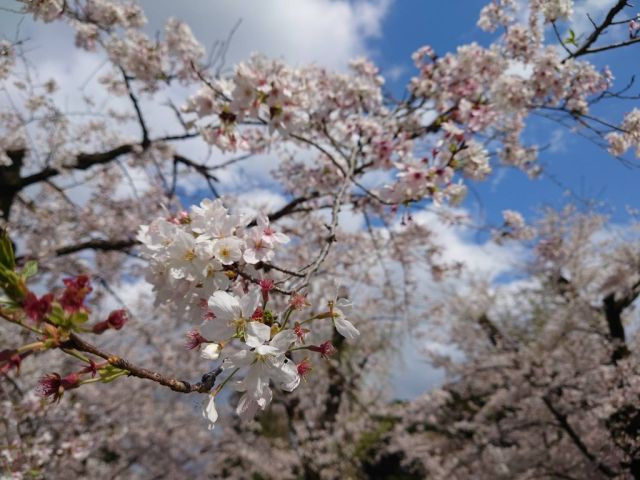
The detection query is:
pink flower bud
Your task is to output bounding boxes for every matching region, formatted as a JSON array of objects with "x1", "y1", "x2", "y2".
[
  {"x1": 290, "y1": 293, "x2": 310, "y2": 310},
  {"x1": 297, "y1": 358, "x2": 312, "y2": 378},
  {"x1": 259, "y1": 279, "x2": 275, "y2": 303},
  {"x1": 293, "y1": 322, "x2": 309, "y2": 343},
  {"x1": 185, "y1": 330, "x2": 207, "y2": 350}
]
